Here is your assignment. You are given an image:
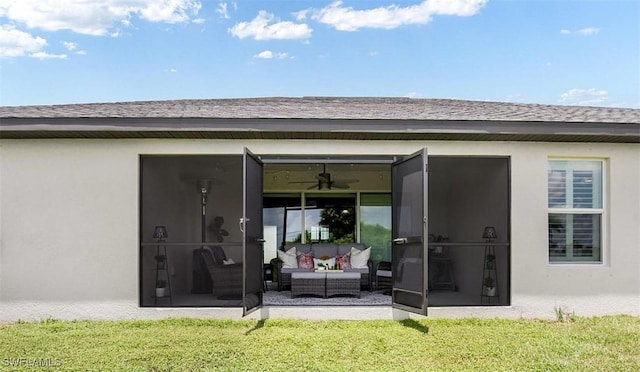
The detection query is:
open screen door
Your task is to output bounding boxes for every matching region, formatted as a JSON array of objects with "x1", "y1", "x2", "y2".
[
  {"x1": 391, "y1": 148, "x2": 428, "y2": 316},
  {"x1": 242, "y1": 148, "x2": 264, "y2": 316}
]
